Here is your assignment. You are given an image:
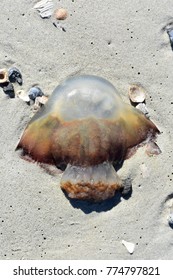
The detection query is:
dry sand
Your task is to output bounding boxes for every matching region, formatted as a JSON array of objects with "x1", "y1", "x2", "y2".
[{"x1": 0, "y1": 0, "x2": 173, "y2": 259}]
